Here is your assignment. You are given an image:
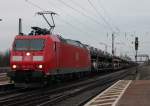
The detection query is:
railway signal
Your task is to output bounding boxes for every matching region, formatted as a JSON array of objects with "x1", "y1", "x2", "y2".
[
  {"x1": 135, "y1": 37, "x2": 139, "y2": 60},
  {"x1": 135, "y1": 37, "x2": 139, "y2": 51}
]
